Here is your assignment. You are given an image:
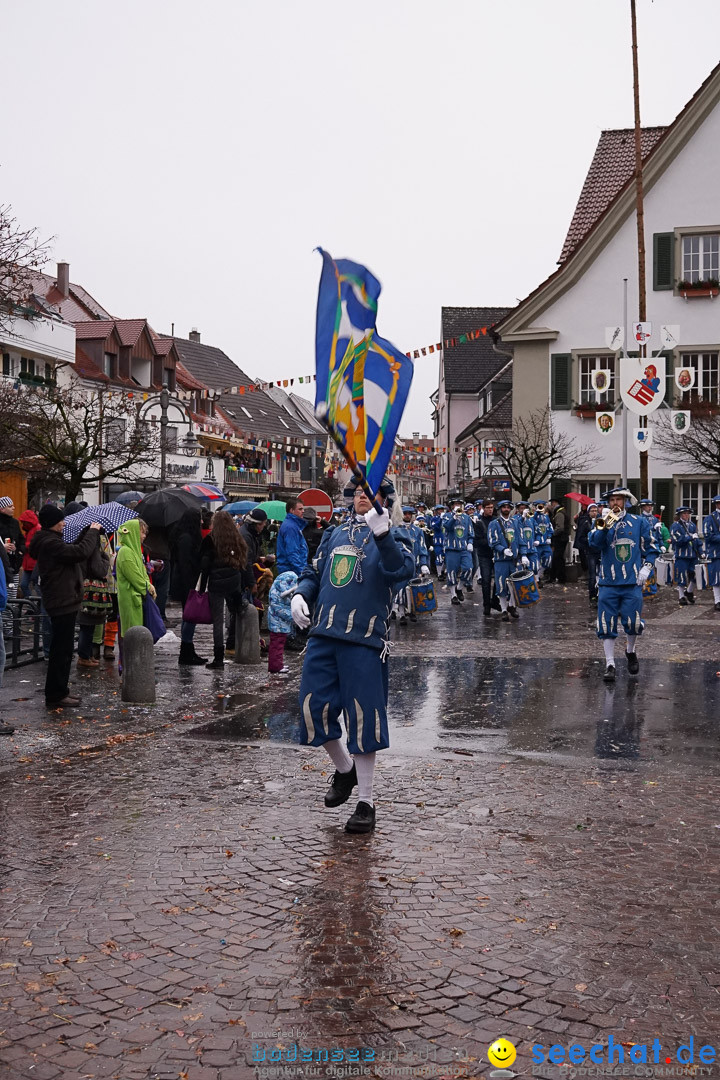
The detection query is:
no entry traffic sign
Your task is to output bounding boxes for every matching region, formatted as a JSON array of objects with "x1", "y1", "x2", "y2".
[{"x1": 298, "y1": 488, "x2": 334, "y2": 522}]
